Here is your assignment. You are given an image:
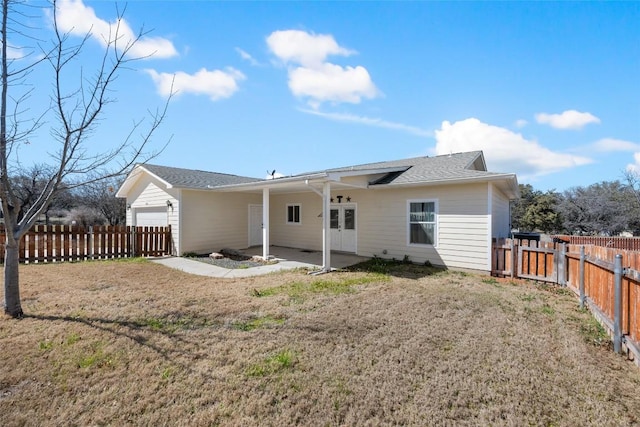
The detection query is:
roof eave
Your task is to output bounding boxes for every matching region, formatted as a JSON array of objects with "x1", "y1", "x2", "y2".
[
  {"x1": 369, "y1": 173, "x2": 519, "y2": 198},
  {"x1": 116, "y1": 164, "x2": 174, "y2": 198},
  {"x1": 209, "y1": 166, "x2": 411, "y2": 192}
]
